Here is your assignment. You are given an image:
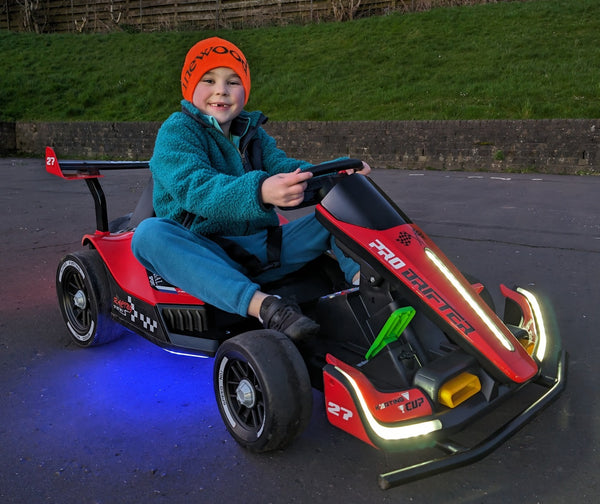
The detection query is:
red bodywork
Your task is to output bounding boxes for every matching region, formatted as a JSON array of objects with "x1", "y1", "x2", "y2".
[
  {"x1": 324, "y1": 354, "x2": 433, "y2": 447},
  {"x1": 316, "y1": 205, "x2": 538, "y2": 384},
  {"x1": 83, "y1": 231, "x2": 203, "y2": 306}
]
